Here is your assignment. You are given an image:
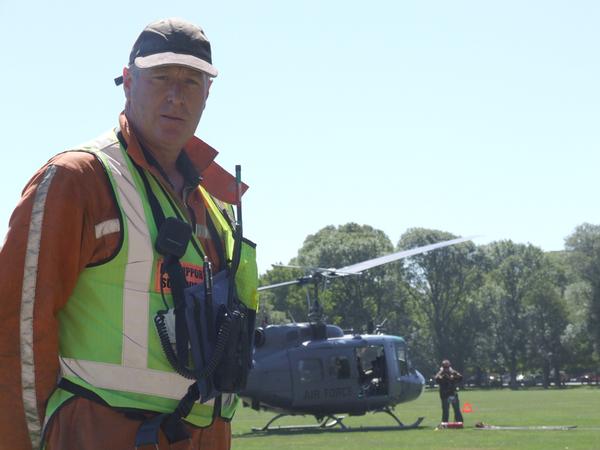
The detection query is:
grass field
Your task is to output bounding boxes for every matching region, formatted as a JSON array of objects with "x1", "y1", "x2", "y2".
[{"x1": 231, "y1": 386, "x2": 600, "y2": 449}]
